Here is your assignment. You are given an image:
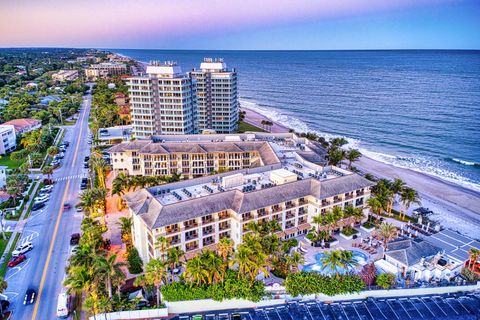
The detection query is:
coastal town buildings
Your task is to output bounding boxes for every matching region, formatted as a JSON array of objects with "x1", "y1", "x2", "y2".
[
  {"x1": 52, "y1": 69, "x2": 79, "y2": 82},
  {"x1": 127, "y1": 62, "x2": 198, "y2": 139},
  {"x1": 0, "y1": 124, "x2": 17, "y2": 154},
  {"x1": 124, "y1": 132, "x2": 374, "y2": 263},
  {"x1": 1, "y1": 118, "x2": 41, "y2": 135},
  {"x1": 85, "y1": 62, "x2": 127, "y2": 80},
  {"x1": 190, "y1": 58, "x2": 239, "y2": 133}
]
